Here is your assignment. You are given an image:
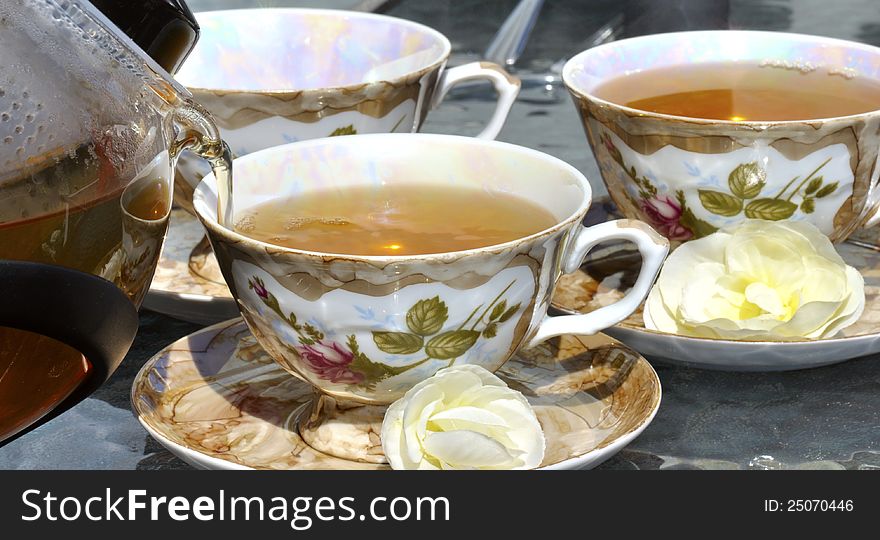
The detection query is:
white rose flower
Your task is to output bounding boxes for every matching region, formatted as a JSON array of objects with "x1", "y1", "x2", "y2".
[
  {"x1": 381, "y1": 364, "x2": 545, "y2": 470},
  {"x1": 644, "y1": 219, "x2": 864, "y2": 340}
]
